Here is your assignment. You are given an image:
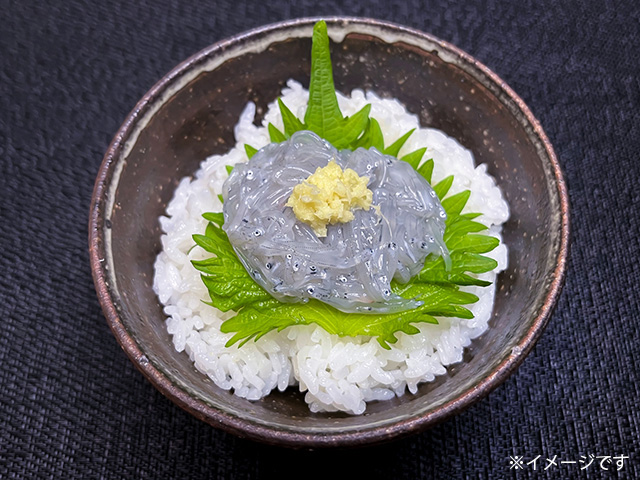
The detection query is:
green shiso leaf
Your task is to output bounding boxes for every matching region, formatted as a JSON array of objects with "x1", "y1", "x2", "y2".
[
  {"x1": 303, "y1": 21, "x2": 345, "y2": 142},
  {"x1": 384, "y1": 128, "x2": 415, "y2": 157},
  {"x1": 400, "y1": 148, "x2": 427, "y2": 170},
  {"x1": 278, "y1": 98, "x2": 305, "y2": 137},
  {"x1": 192, "y1": 20, "x2": 502, "y2": 349},
  {"x1": 202, "y1": 211, "x2": 224, "y2": 226},
  {"x1": 433, "y1": 175, "x2": 454, "y2": 199},
  {"x1": 244, "y1": 144, "x2": 258, "y2": 159},
  {"x1": 418, "y1": 158, "x2": 435, "y2": 183},
  {"x1": 260, "y1": 20, "x2": 417, "y2": 156},
  {"x1": 441, "y1": 190, "x2": 471, "y2": 217},
  {"x1": 337, "y1": 104, "x2": 372, "y2": 149},
  {"x1": 268, "y1": 123, "x2": 287, "y2": 143},
  {"x1": 352, "y1": 116, "x2": 384, "y2": 151},
  {"x1": 193, "y1": 175, "x2": 500, "y2": 349}
]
